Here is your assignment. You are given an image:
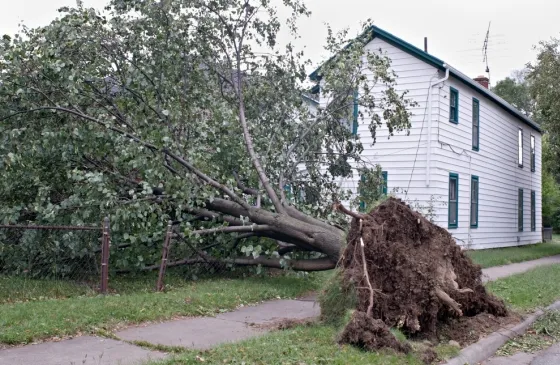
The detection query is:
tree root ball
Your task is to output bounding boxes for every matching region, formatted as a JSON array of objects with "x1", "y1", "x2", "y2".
[{"x1": 338, "y1": 197, "x2": 507, "y2": 350}]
